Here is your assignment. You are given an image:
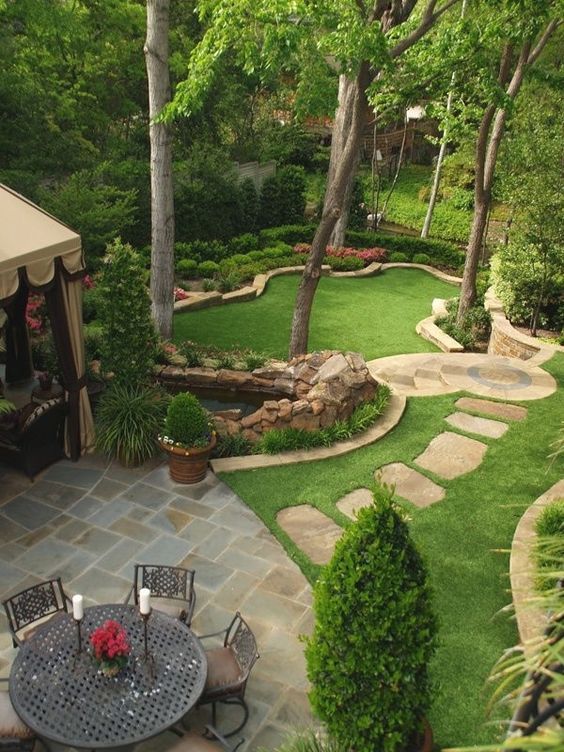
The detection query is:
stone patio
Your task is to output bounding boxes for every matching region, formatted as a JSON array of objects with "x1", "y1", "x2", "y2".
[{"x1": 0, "y1": 454, "x2": 315, "y2": 751}]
